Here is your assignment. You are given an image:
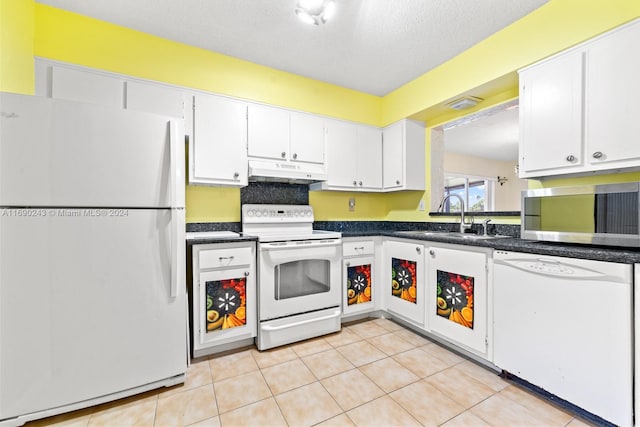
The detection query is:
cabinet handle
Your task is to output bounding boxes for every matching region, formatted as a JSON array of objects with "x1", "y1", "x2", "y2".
[
  {"x1": 233, "y1": 171, "x2": 239, "y2": 178},
  {"x1": 358, "y1": 181, "x2": 363, "y2": 186},
  {"x1": 416, "y1": 247, "x2": 422, "y2": 254},
  {"x1": 293, "y1": 153, "x2": 298, "y2": 159},
  {"x1": 353, "y1": 181, "x2": 357, "y2": 186},
  {"x1": 429, "y1": 249, "x2": 435, "y2": 256},
  {"x1": 346, "y1": 262, "x2": 351, "y2": 267},
  {"x1": 592, "y1": 151, "x2": 603, "y2": 159},
  {"x1": 566, "y1": 155, "x2": 576, "y2": 162},
  {"x1": 396, "y1": 180, "x2": 400, "y2": 185},
  {"x1": 281, "y1": 152, "x2": 286, "y2": 158},
  {"x1": 219, "y1": 256, "x2": 234, "y2": 263},
  {"x1": 244, "y1": 271, "x2": 250, "y2": 277},
  {"x1": 355, "y1": 246, "x2": 365, "y2": 251}
]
